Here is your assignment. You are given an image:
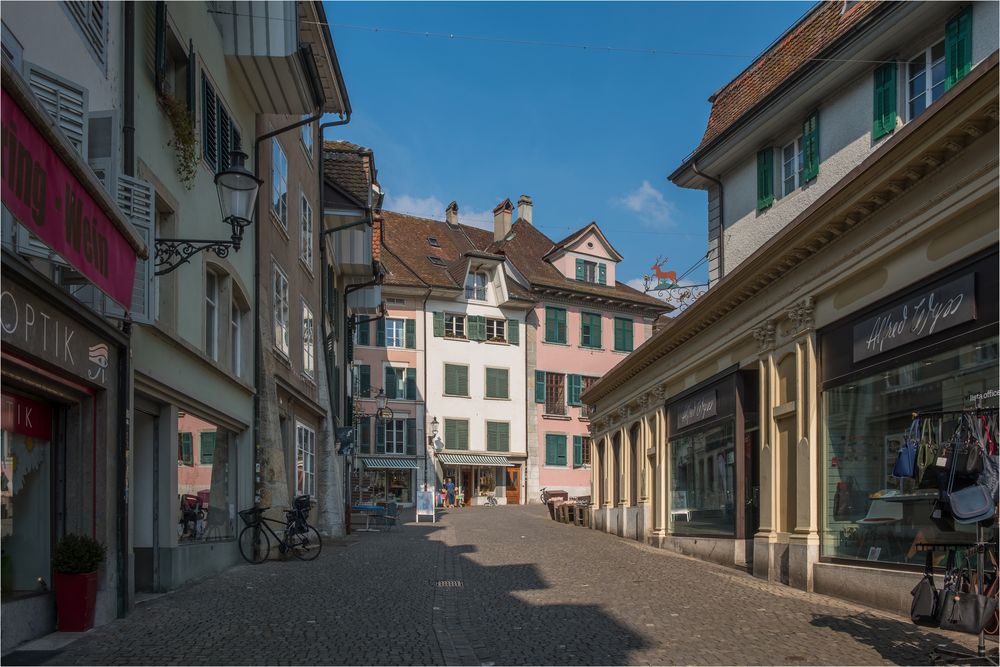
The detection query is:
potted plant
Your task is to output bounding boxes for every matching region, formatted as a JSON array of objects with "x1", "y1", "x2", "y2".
[{"x1": 52, "y1": 534, "x2": 106, "y2": 632}]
